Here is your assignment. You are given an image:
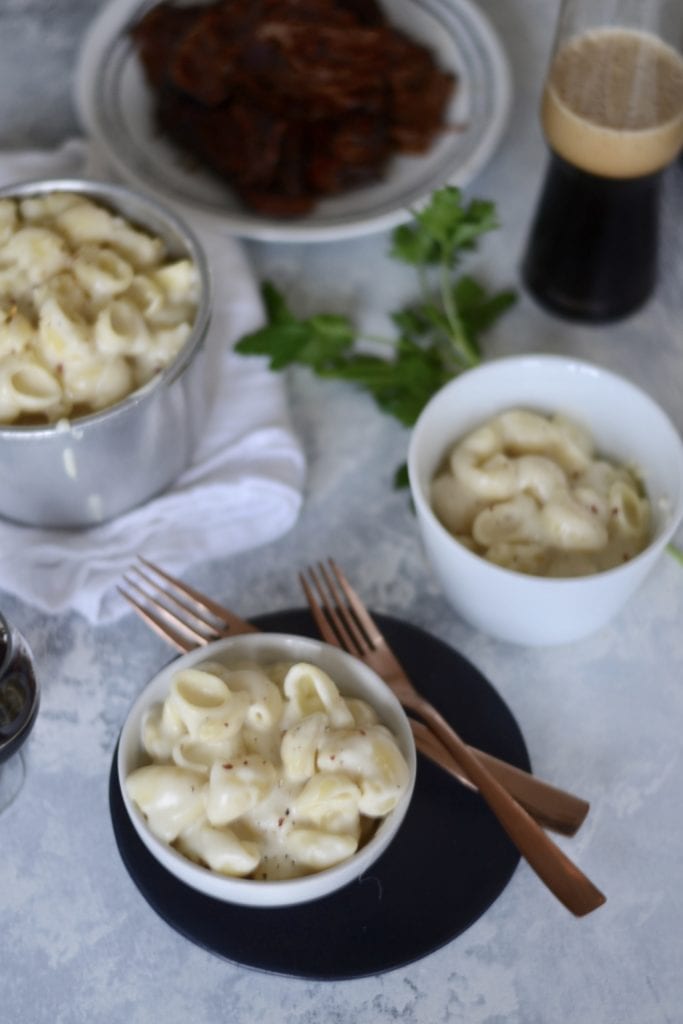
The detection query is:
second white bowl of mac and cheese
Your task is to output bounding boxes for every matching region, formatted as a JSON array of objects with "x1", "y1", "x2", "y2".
[
  {"x1": 0, "y1": 178, "x2": 211, "y2": 527},
  {"x1": 408, "y1": 355, "x2": 683, "y2": 645},
  {"x1": 118, "y1": 632, "x2": 416, "y2": 907}
]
